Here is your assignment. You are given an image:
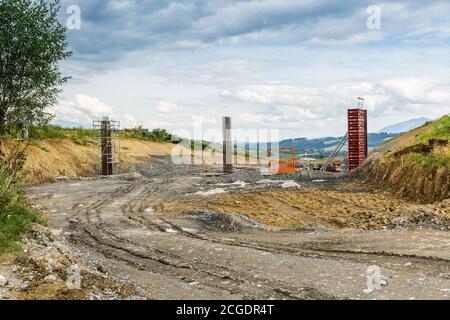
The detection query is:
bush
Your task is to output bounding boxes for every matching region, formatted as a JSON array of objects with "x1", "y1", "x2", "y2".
[
  {"x1": 28, "y1": 125, "x2": 66, "y2": 139},
  {"x1": 2, "y1": 125, "x2": 176, "y2": 145},
  {"x1": 0, "y1": 143, "x2": 41, "y2": 256},
  {"x1": 121, "y1": 127, "x2": 173, "y2": 142}
]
